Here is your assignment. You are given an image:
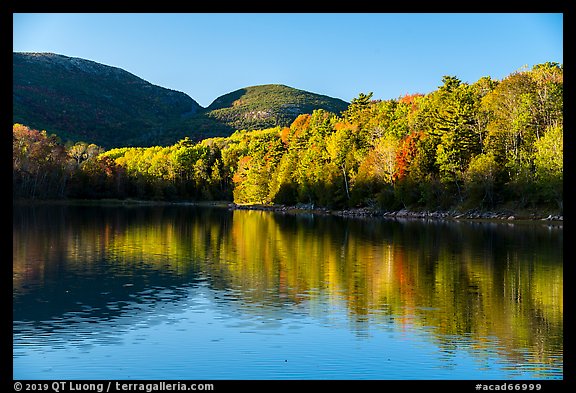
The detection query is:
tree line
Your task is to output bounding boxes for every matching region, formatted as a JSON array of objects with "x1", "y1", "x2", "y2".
[{"x1": 13, "y1": 62, "x2": 563, "y2": 212}]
